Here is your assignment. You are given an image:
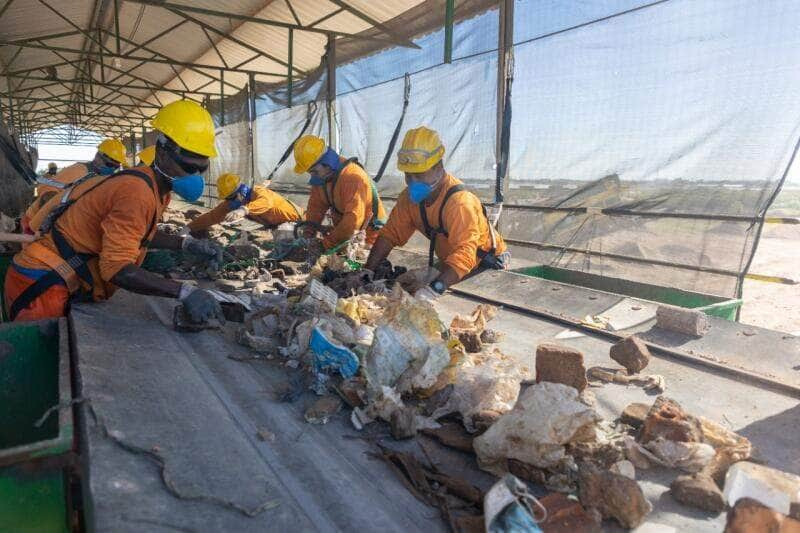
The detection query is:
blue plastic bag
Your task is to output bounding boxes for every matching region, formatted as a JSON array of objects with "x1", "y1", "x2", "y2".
[{"x1": 310, "y1": 327, "x2": 359, "y2": 378}]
